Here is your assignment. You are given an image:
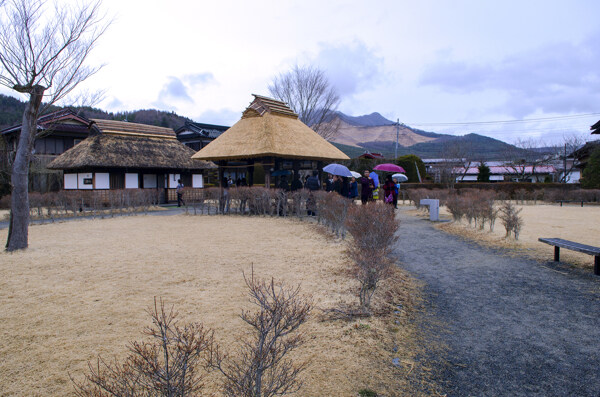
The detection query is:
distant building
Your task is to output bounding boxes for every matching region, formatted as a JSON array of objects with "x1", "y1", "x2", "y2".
[
  {"x1": 454, "y1": 165, "x2": 557, "y2": 183},
  {"x1": 175, "y1": 121, "x2": 229, "y2": 151},
  {"x1": 358, "y1": 151, "x2": 385, "y2": 160}
]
